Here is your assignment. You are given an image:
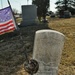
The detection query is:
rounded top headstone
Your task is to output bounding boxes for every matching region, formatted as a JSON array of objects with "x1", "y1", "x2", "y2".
[
  {"x1": 33, "y1": 29, "x2": 65, "y2": 75},
  {"x1": 36, "y1": 30, "x2": 65, "y2": 37}
]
